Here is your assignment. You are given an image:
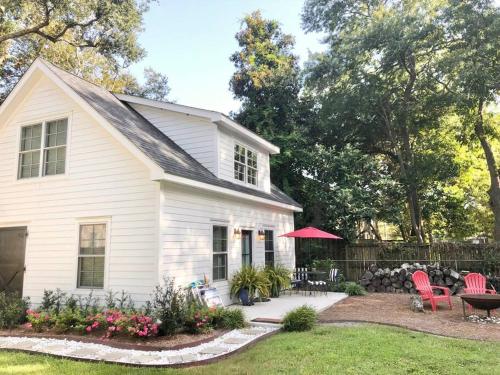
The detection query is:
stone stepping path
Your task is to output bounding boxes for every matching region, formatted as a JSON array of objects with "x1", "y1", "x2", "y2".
[{"x1": 0, "y1": 324, "x2": 279, "y2": 366}]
